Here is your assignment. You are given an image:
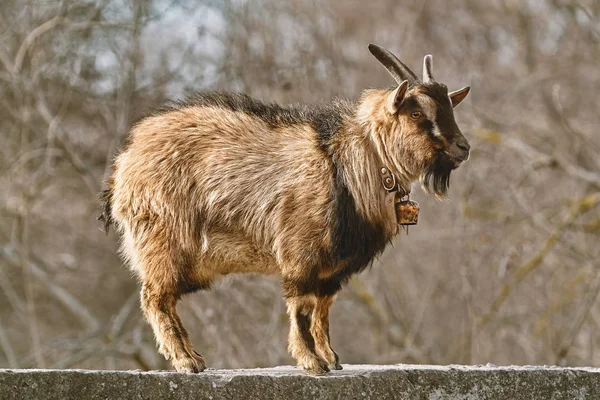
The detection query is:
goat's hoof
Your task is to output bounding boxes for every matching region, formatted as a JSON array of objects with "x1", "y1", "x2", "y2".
[
  {"x1": 300, "y1": 355, "x2": 330, "y2": 375},
  {"x1": 172, "y1": 353, "x2": 206, "y2": 373},
  {"x1": 332, "y1": 352, "x2": 342, "y2": 370},
  {"x1": 331, "y1": 363, "x2": 343, "y2": 370},
  {"x1": 324, "y1": 351, "x2": 342, "y2": 370}
]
